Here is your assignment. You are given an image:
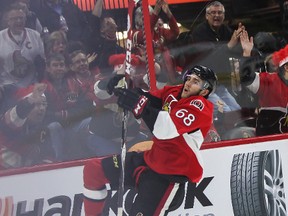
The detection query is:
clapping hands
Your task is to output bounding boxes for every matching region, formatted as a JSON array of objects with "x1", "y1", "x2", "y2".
[{"x1": 227, "y1": 23, "x2": 245, "y2": 49}]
